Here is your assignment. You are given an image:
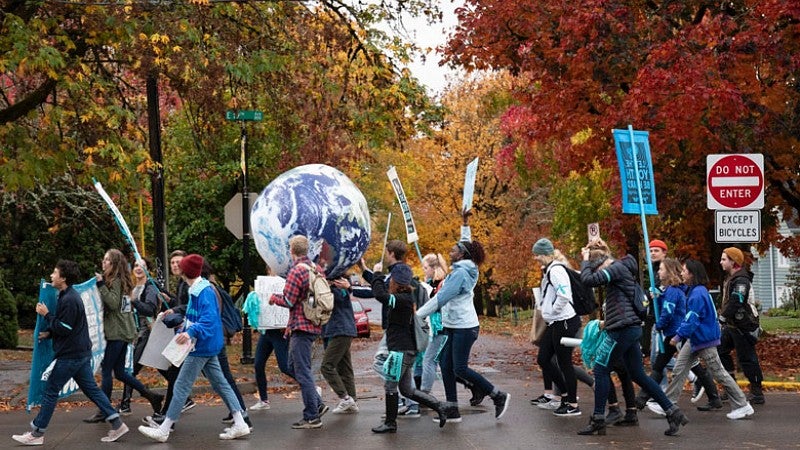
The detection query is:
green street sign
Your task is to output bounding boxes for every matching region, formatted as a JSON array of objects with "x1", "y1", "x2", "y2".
[{"x1": 225, "y1": 110, "x2": 263, "y2": 121}]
